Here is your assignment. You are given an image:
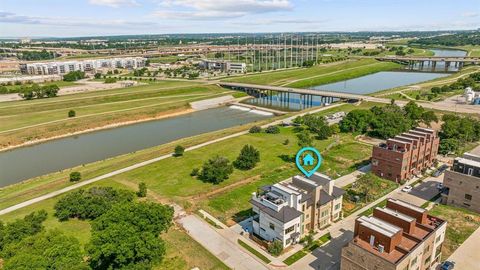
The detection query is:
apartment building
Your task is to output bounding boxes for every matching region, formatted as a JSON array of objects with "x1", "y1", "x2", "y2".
[
  {"x1": 199, "y1": 60, "x2": 246, "y2": 73},
  {"x1": 19, "y1": 57, "x2": 147, "y2": 75},
  {"x1": 250, "y1": 172, "x2": 344, "y2": 248},
  {"x1": 441, "y1": 152, "x2": 480, "y2": 213},
  {"x1": 372, "y1": 127, "x2": 440, "y2": 183},
  {"x1": 341, "y1": 199, "x2": 447, "y2": 270}
]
